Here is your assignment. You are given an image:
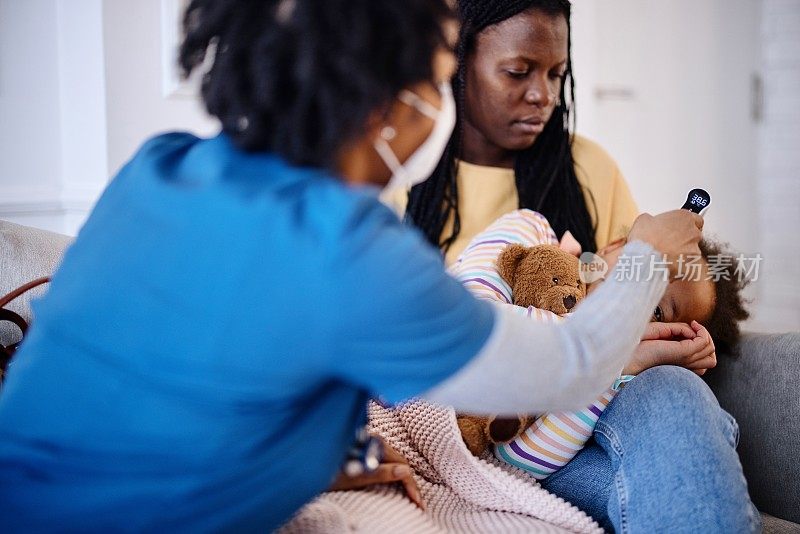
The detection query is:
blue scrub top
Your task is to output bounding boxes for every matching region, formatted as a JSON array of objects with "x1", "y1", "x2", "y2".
[{"x1": 0, "y1": 133, "x2": 494, "y2": 532}]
